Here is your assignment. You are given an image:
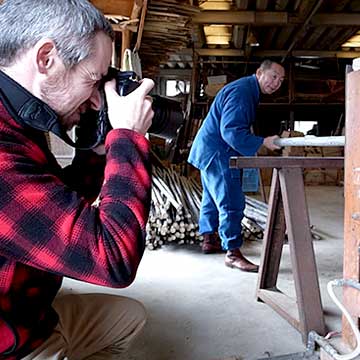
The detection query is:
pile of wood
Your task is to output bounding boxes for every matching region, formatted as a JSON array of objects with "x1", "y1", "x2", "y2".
[
  {"x1": 146, "y1": 166, "x2": 269, "y2": 249},
  {"x1": 139, "y1": 0, "x2": 199, "y2": 77}
]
